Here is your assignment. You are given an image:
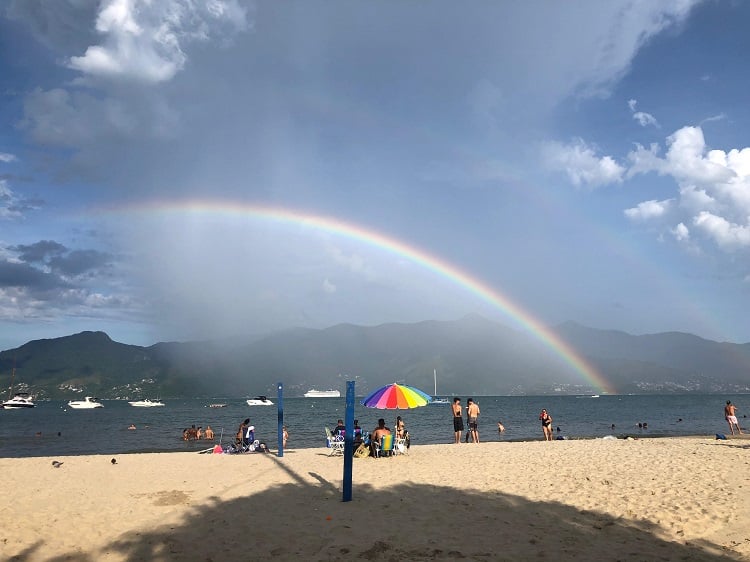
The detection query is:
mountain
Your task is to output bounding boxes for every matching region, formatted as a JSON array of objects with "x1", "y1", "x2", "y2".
[
  {"x1": 552, "y1": 322, "x2": 750, "y2": 393},
  {"x1": 1, "y1": 317, "x2": 749, "y2": 399}
]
